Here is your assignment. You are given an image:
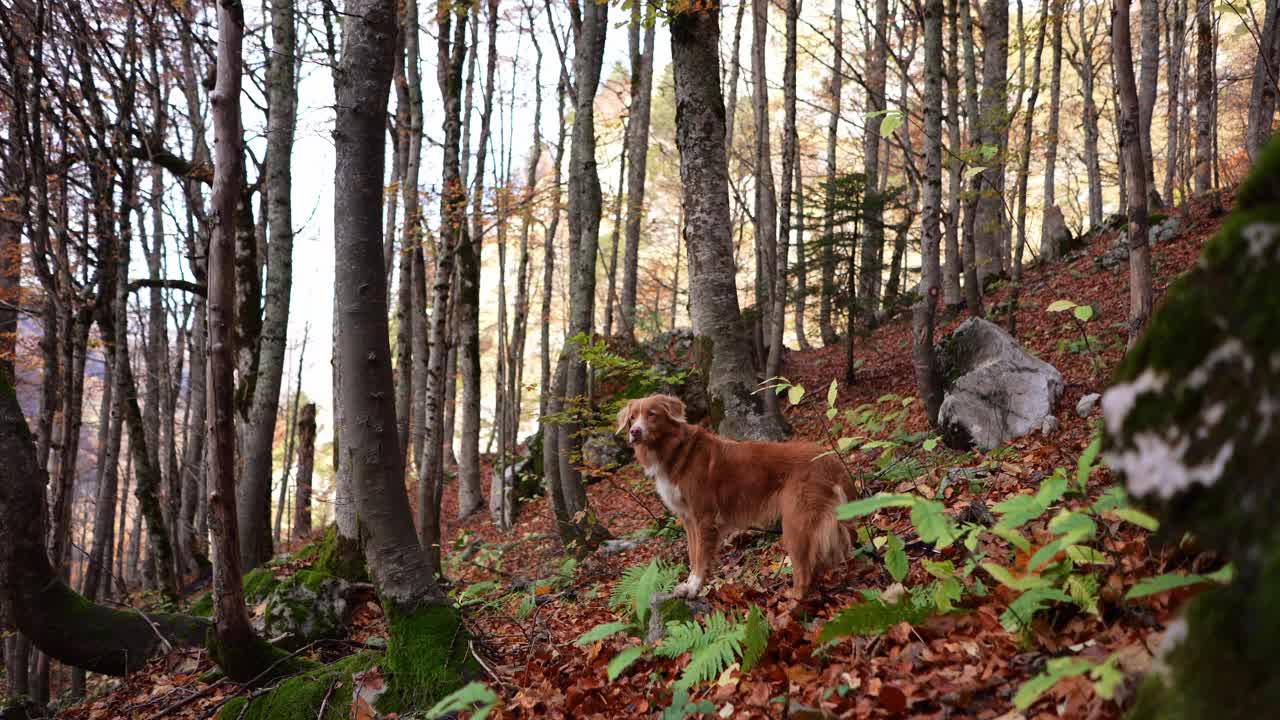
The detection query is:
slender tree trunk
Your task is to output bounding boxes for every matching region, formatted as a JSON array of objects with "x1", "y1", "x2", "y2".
[
  {"x1": 456, "y1": 0, "x2": 499, "y2": 520},
  {"x1": 539, "y1": 54, "x2": 569, "y2": 425},
  {"x1": 419, "y1": 1, "x2": 468, "y2": 577},
  {"x1": 973, "y1": 0, "x2": 1010, "y2": 284},
  {"x1": 1009, "y1": 0, "x2": 1047, "y2": 337},
  {"x1": 1041, "y1": 0, "x2": 1065, "y2": 249},
  {"x1": 603, "y1": 144, "x2": 627, "y2": 337},
  {"x1": 960, "y1": 0, "x2": 985, "y2": 315},
  {"x1": 725, "y1": 1, "x2": 747, "y2": 156},
  {"x1": 396, "y1": 0, "x2": 425, "y2": 481},
  {"x1": 1076, "y1": 0, "x2": 1105, "y2": 226},
  {"x1": 859, "y1": 0, "x2": 889, "y2": 319},
  {"x1": 1138, "y1": 0, "x2": 1162, "y2": 206},
  {"x1": 750, "y1": 0, "x2": 778, "y2": 345},
  {"x1": 765, "y1": 0, "x2": 799, "y2": 408},
  {"x1": 293, "y1": 403, "x2": 316, "y2": 538},
  {"x1": 208, "y1": 0, "x2": 275, "y2": 681},
  {"x1": 916, "y1": 0, "x2": 947, "y2": 427},
  {"x1": 1114, "y1": 0, "x2": 1154, "y2": 347},
  {"x1": 1164, "y1": 0, "x2": 1187, "y2": 202},
  {"x1": 1195, "y1": 0, "x2": 1214, "y2": 192},
  {"x1": 671, "y1": 1, "x2": 787, "y2": 442},
  {"x1": 83, "y1": 351, "x2": 122, "y2": 604},
  {"x1": 819, "y1": 0, "x2": 843, "y2": 345},
  {"x1": 620, "y1": 10, "x2": 655, "y2": 342},
  {"x1": 1246, "y1": 0, "x2": 1280, "y2": 160},
  {"x1": 943, "y1": 0, "x2": 965, "y2": 309},
  {"x1": 792, "y1": 146, "x2": 812, "y2": 350}
]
